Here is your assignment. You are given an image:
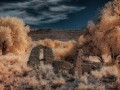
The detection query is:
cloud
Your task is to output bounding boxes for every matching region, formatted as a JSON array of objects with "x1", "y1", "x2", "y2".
[
  {"x1": 50, "y1": 5, "x2": 86, "y2": 12},
  {"x1": 0, "y1": 0, "x2": 86, "y2": 25},
  {"x1": 23, "y1": 12, "x2": 68, "y2": 25},
  {"x1": 47, "y1": 0, "x2": 62, "y2": 4}
]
